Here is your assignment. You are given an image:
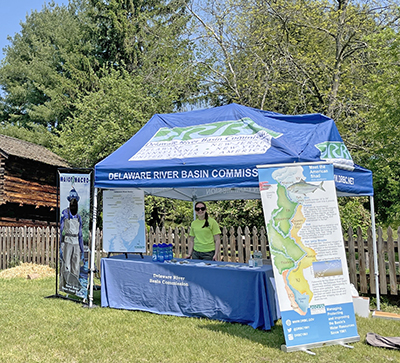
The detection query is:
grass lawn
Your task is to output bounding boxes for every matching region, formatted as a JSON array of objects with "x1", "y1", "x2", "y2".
[{"x1": 0, "y1": 277, "x2": 400, "y2": 363}]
